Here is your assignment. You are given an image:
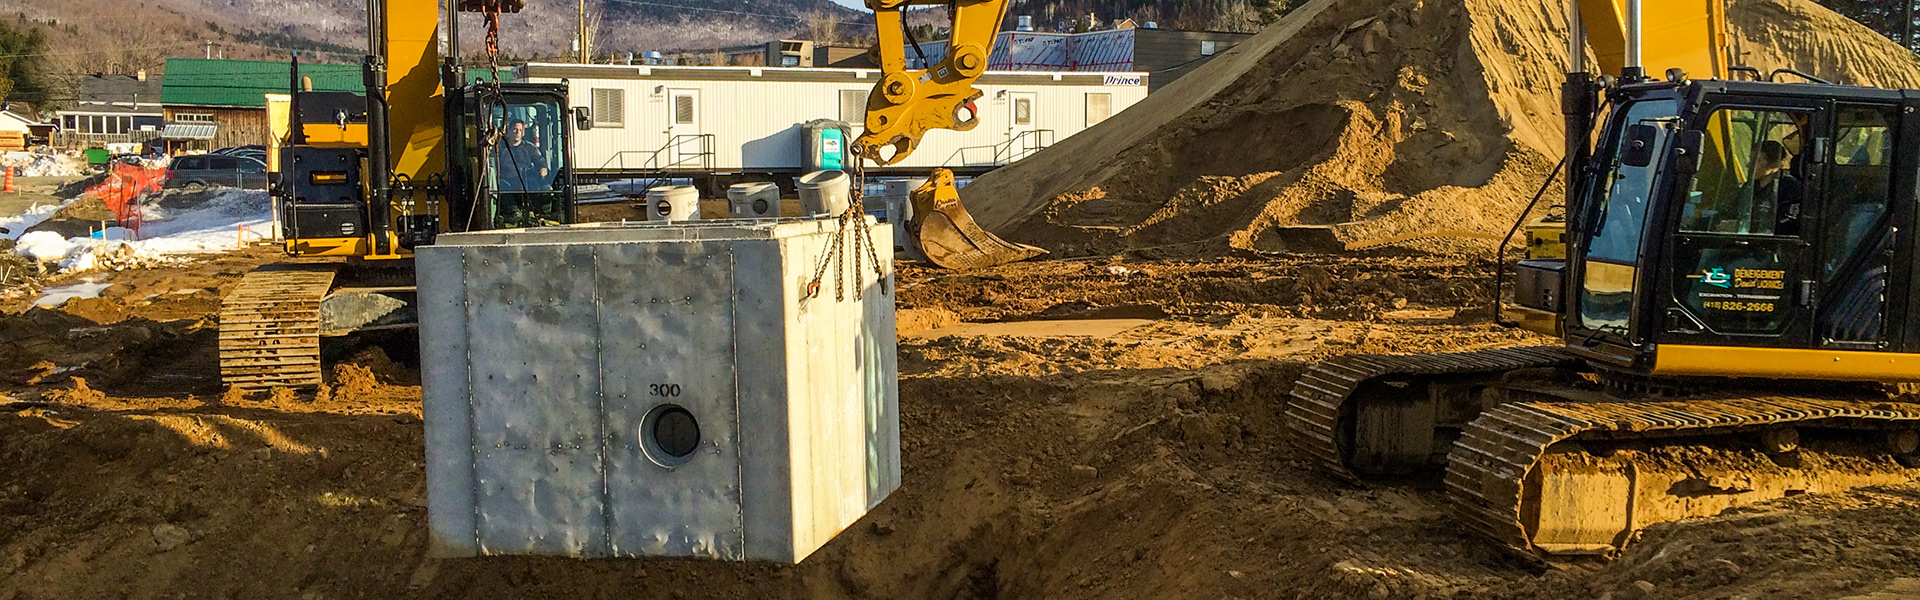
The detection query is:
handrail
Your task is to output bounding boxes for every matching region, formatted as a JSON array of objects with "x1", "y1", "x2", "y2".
[
  {"x1": 595, "y1": 134, "x2": 716, "y2": 172},
  {"x1": 941, "y1": 128, "x2": 1056, "y2": 167}
]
